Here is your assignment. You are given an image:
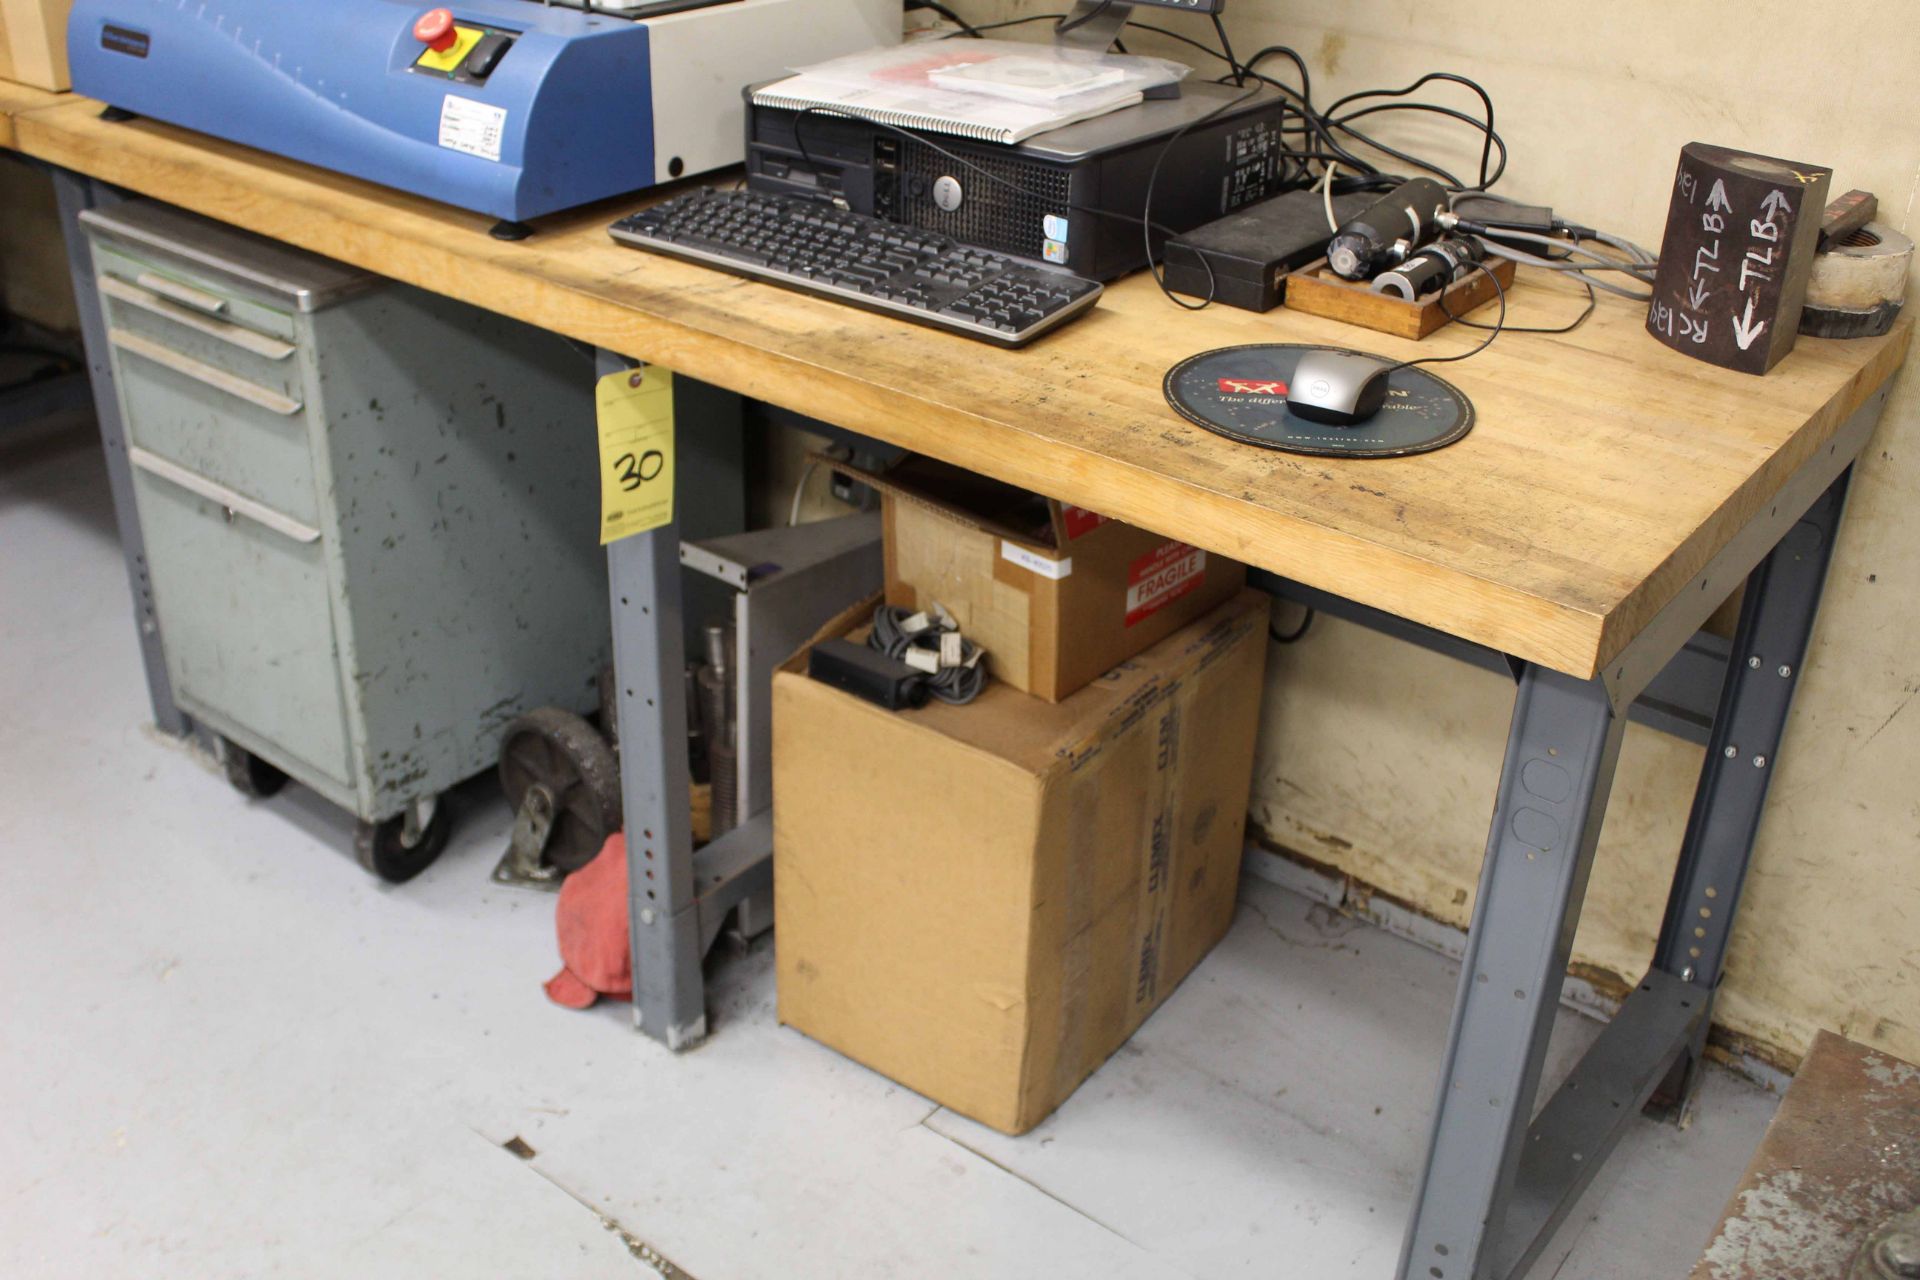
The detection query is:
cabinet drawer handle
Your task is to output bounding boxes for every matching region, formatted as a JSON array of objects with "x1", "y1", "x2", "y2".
[
  {"x1": 134, "y1": 270, "x2": 228, "y2": 315},
  {"x1": 129, "y1": 446, "x2": 321, "y2": 544},
  {"x1": 109, "y1": 328, "x2": 304, "y2": 415},
  {"x1": 101, "y1": 276, "x2": 296, "y2": 361}
]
